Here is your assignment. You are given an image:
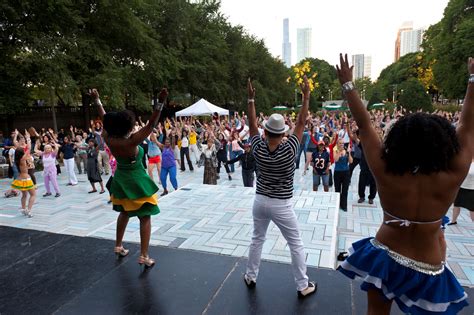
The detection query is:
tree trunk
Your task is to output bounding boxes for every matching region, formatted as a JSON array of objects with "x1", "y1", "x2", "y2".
[
  {"x1": 49, "y1": 88, "x2": 58, "y2": 133},
  {"x1": 81, "y1": 91, "x2": 90, "y2": 130}
]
